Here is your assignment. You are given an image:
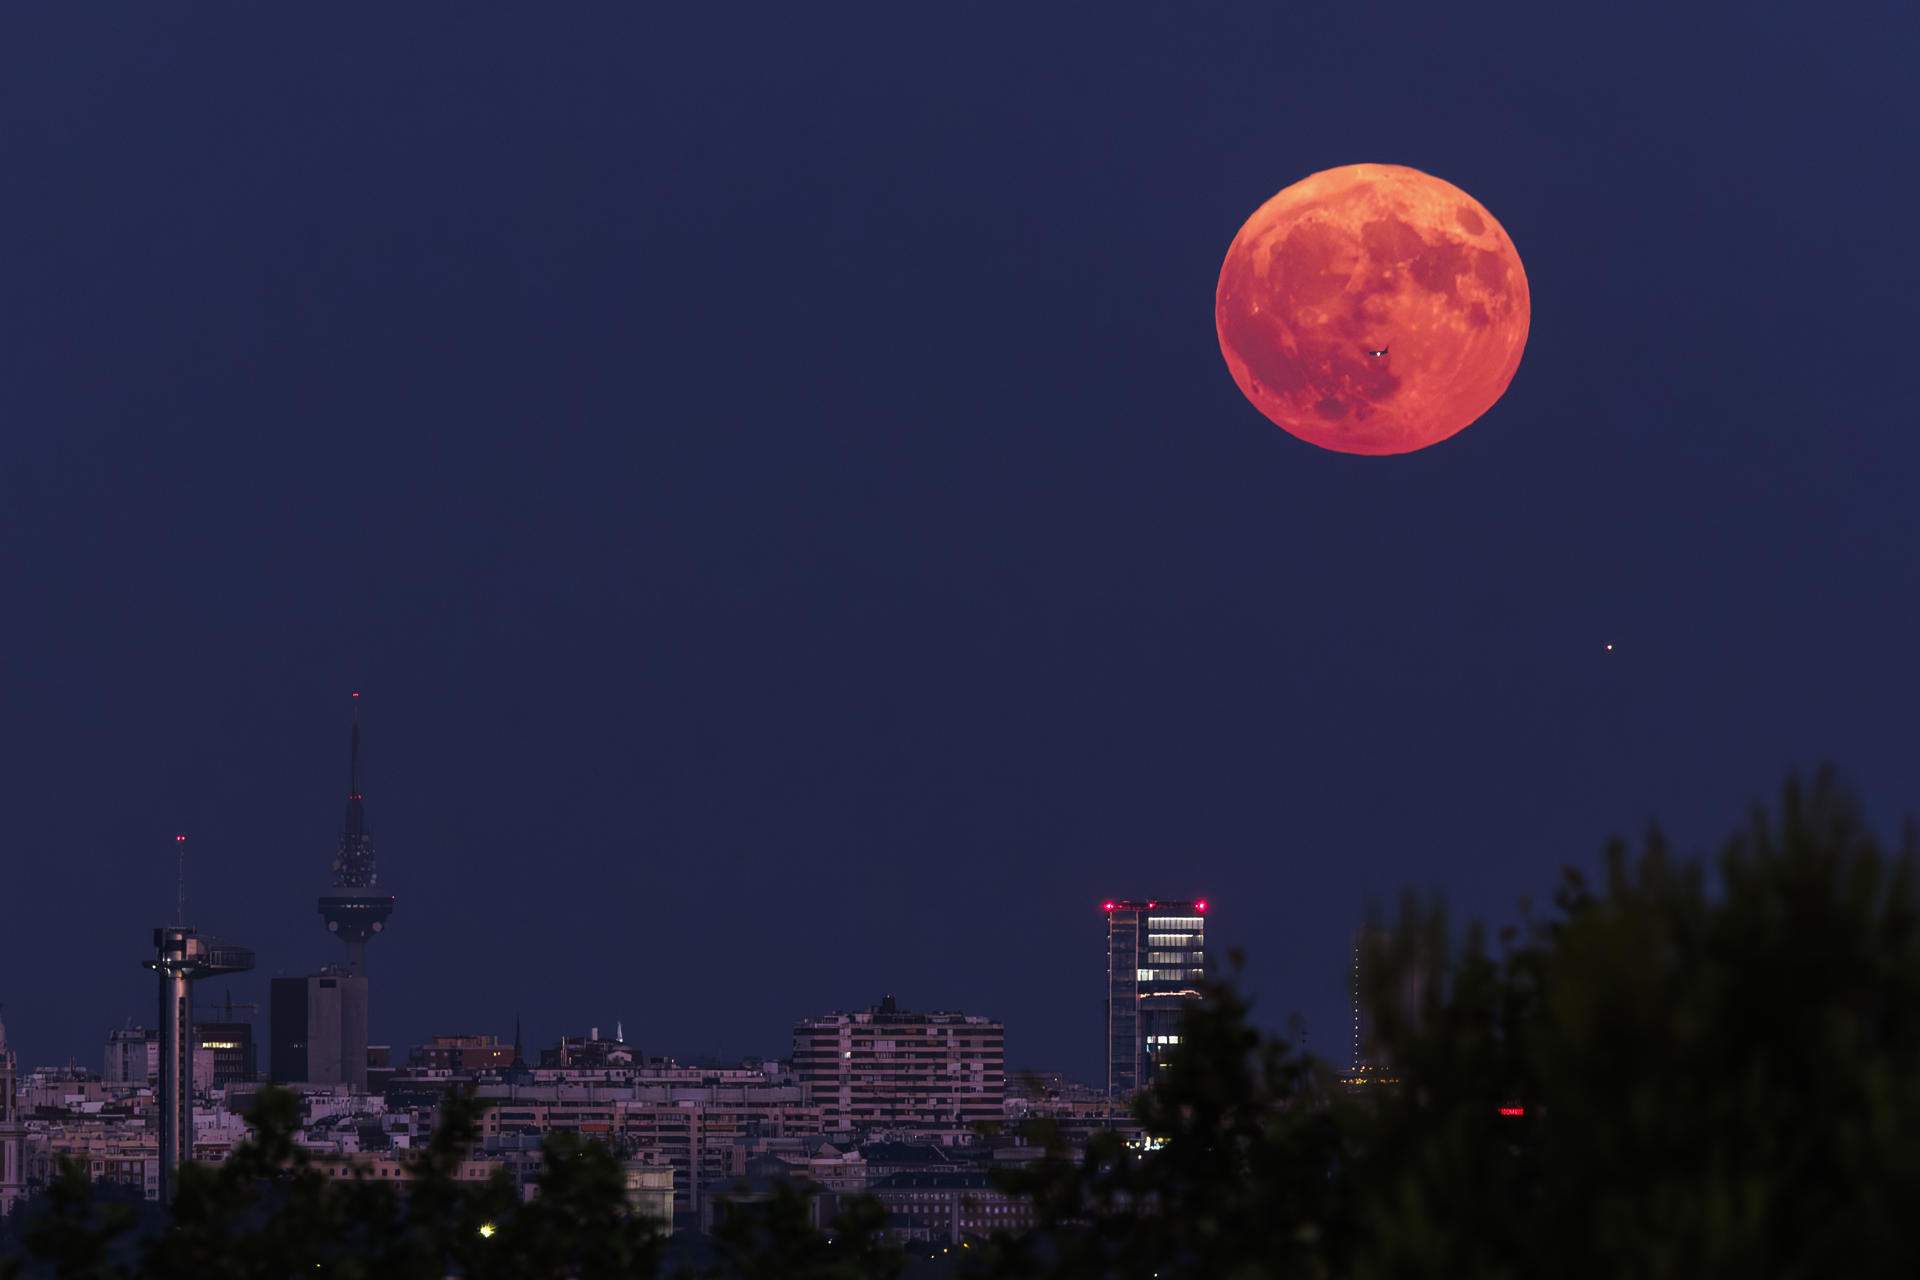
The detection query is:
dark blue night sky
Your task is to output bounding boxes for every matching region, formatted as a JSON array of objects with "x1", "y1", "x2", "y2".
[{"x1": 2, "y1": 3, "x2": 1916, "y2": 1078}]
